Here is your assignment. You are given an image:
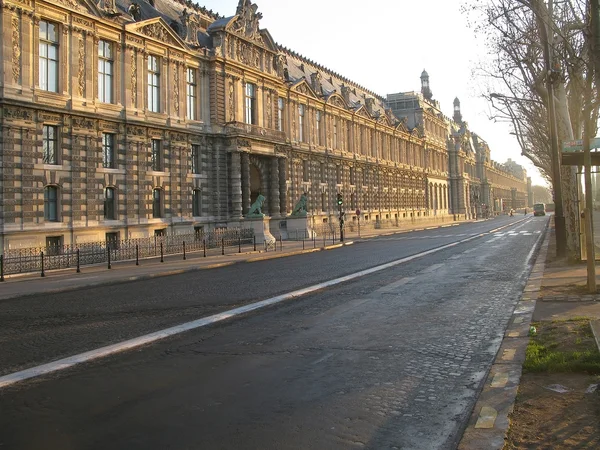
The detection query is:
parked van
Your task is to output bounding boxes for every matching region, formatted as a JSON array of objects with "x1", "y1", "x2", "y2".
[{"x1": 533, "y1": 203, "x2": 546, "y2": 216}]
